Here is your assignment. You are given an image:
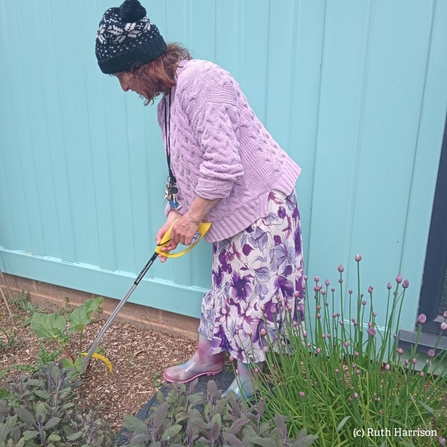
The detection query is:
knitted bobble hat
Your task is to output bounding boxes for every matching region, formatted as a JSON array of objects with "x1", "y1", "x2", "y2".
[{"x1": 96, "y1": 0, "x2": 167, "y2": 74}]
